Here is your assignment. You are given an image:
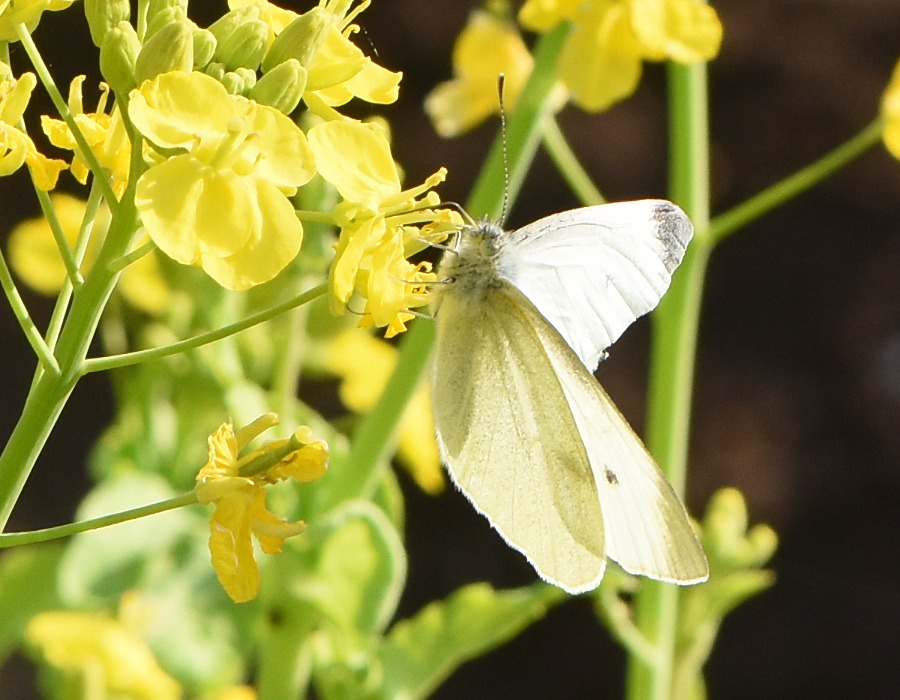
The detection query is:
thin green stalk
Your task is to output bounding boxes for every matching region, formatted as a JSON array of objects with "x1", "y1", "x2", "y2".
[
  {"x1": 0, "y1": 246, "x2": 60, "y2": 375},
  {"x1": 0, "y1": 493, "x2": 197, "y2": 548},
  {"x1": 626, "y1": 60, "x2": 711, "y2": 700},
  {"x1": 541, "y1": 116, "x2": 607, "y2": 206},
  {"x1": 82, "y1": 283, "x2": 327, "y2": 374},
  {"x1": 467, "y1": 23, "x2": 571, "y2": 219},
  {"x1": 15, "y1": 24, "x2": 119, "y2": 206},
  {"x1": 0, "y1": 198, "x2": 141, "y2": 531},
  {"x1": 708, "y1": 118, "x2": 883, "y2": 243}
]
